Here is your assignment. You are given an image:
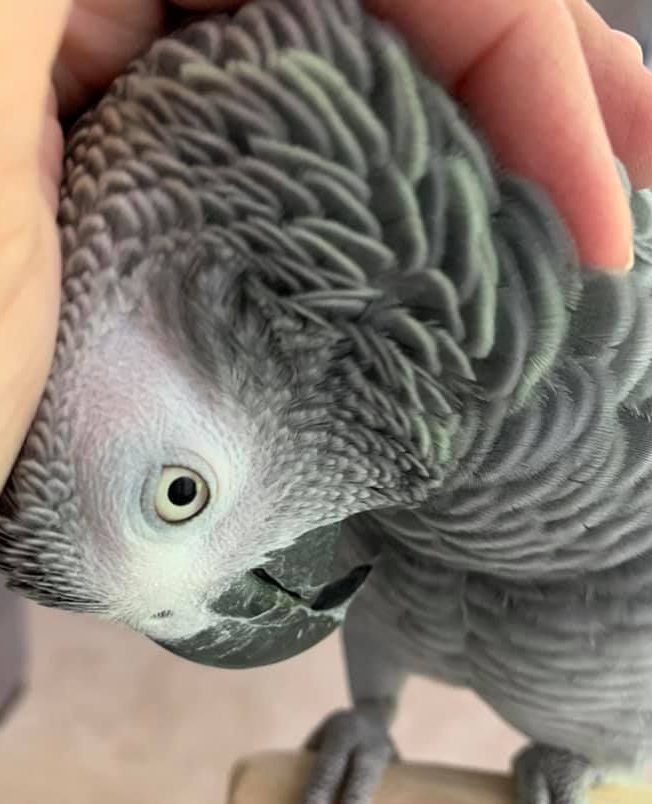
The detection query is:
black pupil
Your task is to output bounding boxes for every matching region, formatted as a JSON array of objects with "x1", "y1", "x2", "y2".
[{"x1": 167, "y1": 477, "x2": 197, "y2": 507}]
